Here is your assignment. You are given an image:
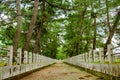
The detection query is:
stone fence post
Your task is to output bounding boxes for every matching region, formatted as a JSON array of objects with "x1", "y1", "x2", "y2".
[
  {"x1": 0, "y1": 68, "x2": 1, "y2": 80},
  {"x1": 36, "y1": 53, "x2": 39, "y2": 63},
  {"x1": 29, "y1": 52, "x2": 32, "y2": 63},
  {"x1": 33, "y1": 53, "x2": 36, "y2": 63},
  {"x1": 83, "y1": 53, "x2": 86, "y2": 62},
  {"x1": 38, "y1": 55, "x2": 41, "y2": 63},
  {"x1": 99, "y1": 48, "x2": 104, "y2": 63},
  {"x1": 7, "y1": 46, "x2": 13, "y2": 66},
  {"x1": 17, "y1": 48, "x2": 22, "y2": 65},
  {"x1": 93, "y1": 50, "x2": 96, "y2": 62},
  {"x1": 107, "y1": 44, "x2": 113, "y2": 63},
  {"x1": 85, "y1": 52, "x2": 89, "y2": 62},
  {"x1": 88, "y1": 50, "x2": 92, "y2": 62},
  {"x1": 24, "y1": 51, "x2": 28, "y2": 64}
]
